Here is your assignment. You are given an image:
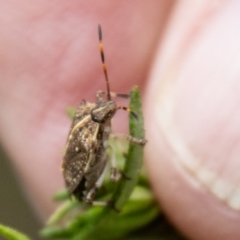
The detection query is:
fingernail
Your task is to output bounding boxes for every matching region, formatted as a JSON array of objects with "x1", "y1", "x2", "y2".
[{"x1": 147, "y1": 1, "x2": 240, "y2": 211}]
